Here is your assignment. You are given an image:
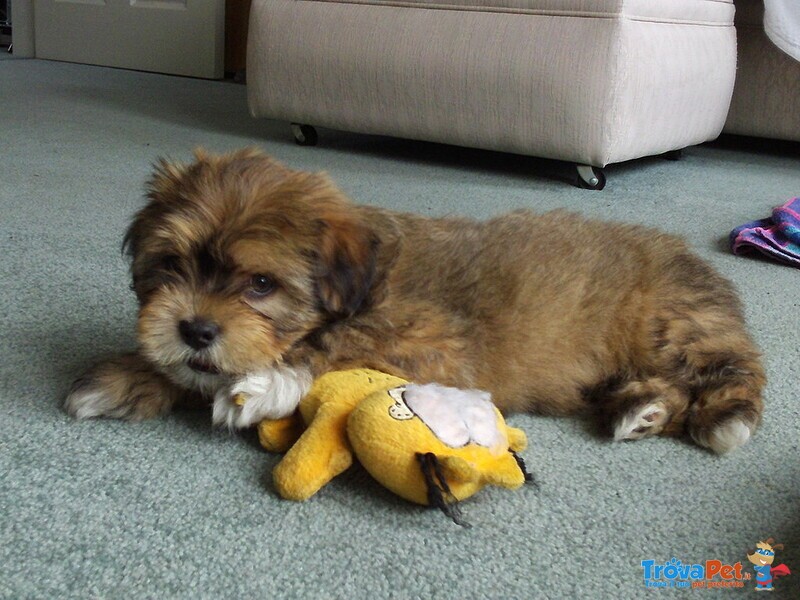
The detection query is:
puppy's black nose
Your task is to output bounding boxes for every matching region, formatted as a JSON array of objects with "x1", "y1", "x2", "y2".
[{"x1": 178, "y1": 318, "x2": 220, "y2": 350}]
